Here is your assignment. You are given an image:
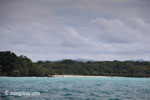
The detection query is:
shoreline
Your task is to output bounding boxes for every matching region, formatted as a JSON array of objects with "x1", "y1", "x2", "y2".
[
  {"x1": 52, "y1": 75, "x2": 108, "y2": 78},
  {"x1": 0, "y1": 75, "x2": 150, "y2": 78},
  {"x1": 48, "y1": 75, "x2": 150, "y2": 78}
]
